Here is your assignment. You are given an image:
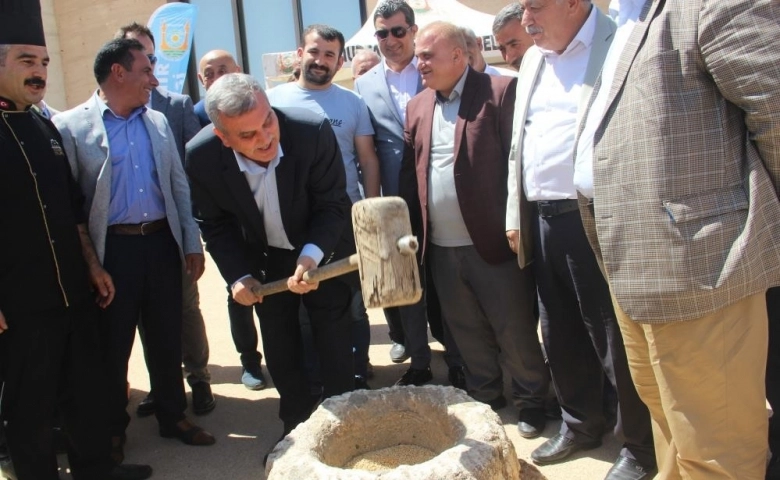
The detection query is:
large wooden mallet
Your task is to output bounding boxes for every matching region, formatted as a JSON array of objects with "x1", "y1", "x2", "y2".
[{"x1": 252, "y1": 197, "x2": 423, "y2": 308}]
